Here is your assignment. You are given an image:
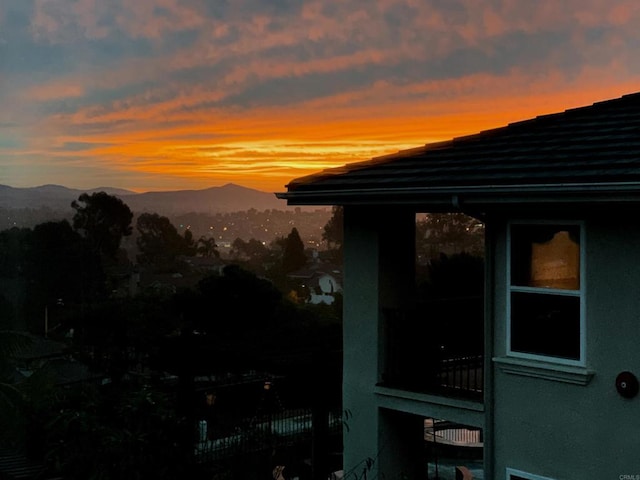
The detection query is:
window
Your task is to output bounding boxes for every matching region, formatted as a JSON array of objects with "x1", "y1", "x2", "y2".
[
  {"x1": 506, "y1": 468, "x2": 557, "y2": 480},
  {"x1": 507, "y1": 222, "x2": 584, "y2": 364}
]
